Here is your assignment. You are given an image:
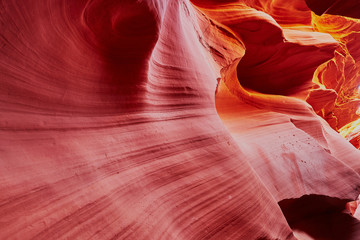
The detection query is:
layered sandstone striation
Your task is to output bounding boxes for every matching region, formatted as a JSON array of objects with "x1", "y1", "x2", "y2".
[{"x1": 0, "y1": 0, "x2": 360, "y2": 239}]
